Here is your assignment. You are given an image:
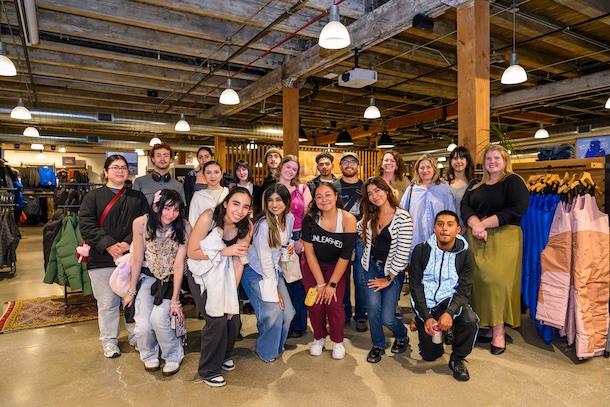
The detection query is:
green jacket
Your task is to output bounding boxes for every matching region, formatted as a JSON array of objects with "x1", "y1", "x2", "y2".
[{"x1": 44, "y1": 214, "x2": 92, "y2": 295}]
